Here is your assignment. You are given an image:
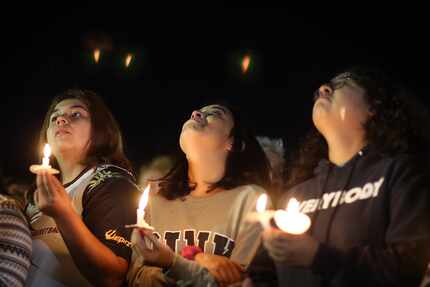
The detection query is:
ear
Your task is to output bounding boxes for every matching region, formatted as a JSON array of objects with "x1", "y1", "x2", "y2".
[
  {"x1": 226, "y1": 140, "x2": 245, "y2": 152},
  {"x1": 226, "y1": 139, "x2": 234, "y2": 151},
  {"x1": 367, "y1": 108, "x2": 376, "y2": 118}
]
